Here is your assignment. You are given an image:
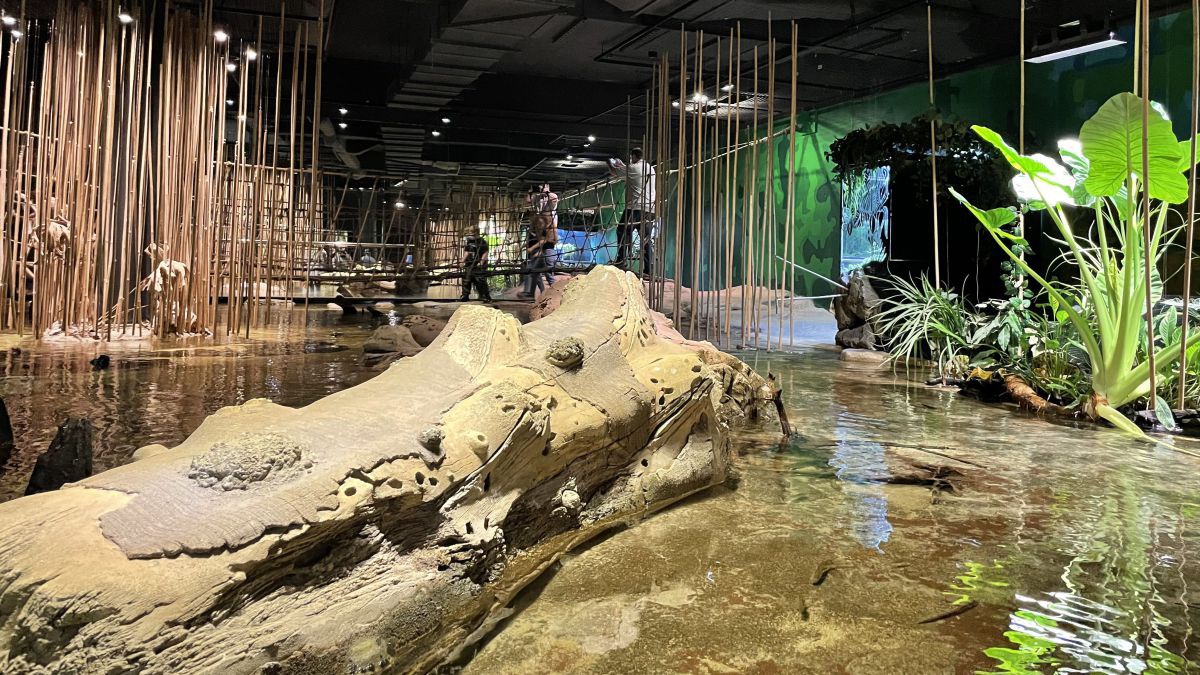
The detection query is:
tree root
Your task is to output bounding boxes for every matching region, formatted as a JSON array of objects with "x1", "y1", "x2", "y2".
[{"x1": 1001, "y1": 373, "x2": 1071, "y2": 417}]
